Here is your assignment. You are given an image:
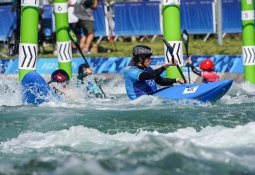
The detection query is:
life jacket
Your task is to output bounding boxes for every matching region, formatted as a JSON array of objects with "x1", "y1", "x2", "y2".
[{"x1": 202, "y1": 71, "x2": 219, "y2": 82}]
